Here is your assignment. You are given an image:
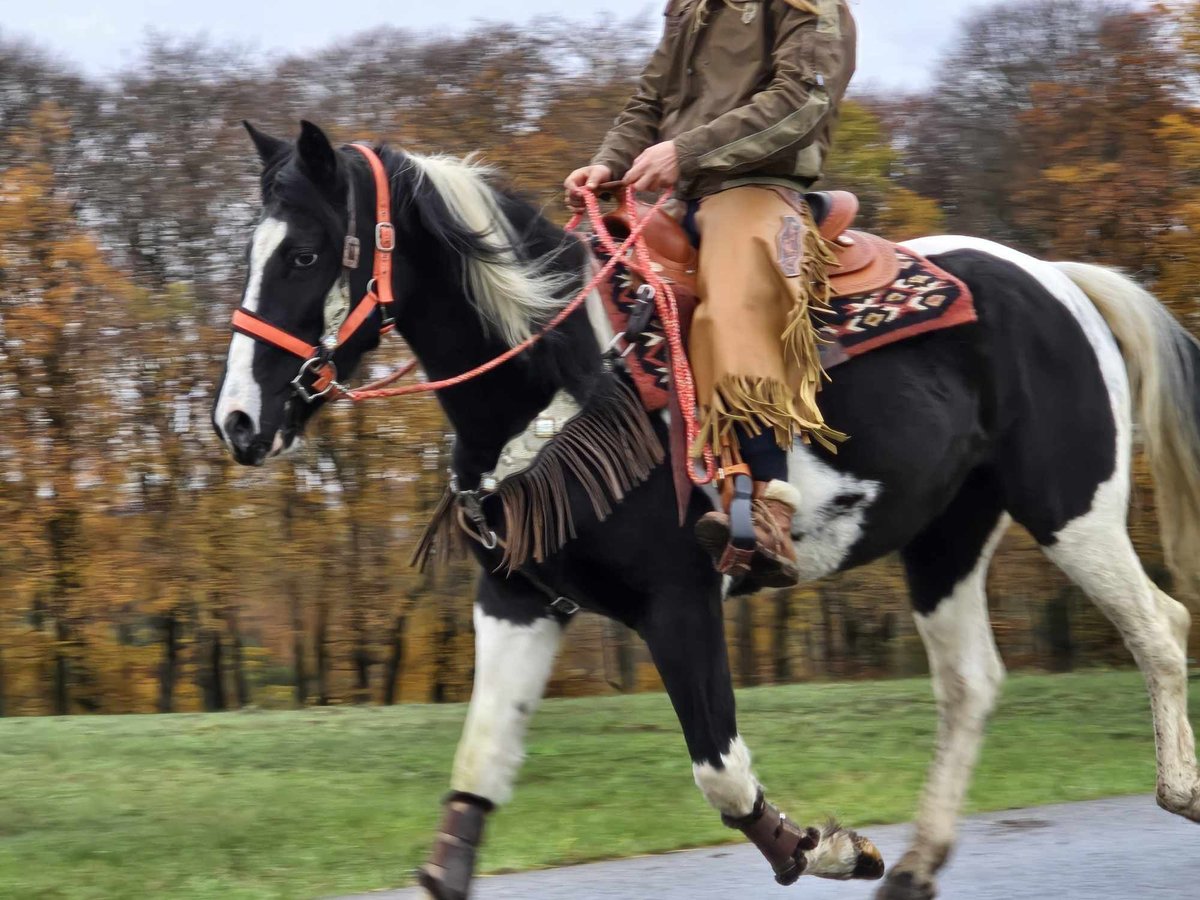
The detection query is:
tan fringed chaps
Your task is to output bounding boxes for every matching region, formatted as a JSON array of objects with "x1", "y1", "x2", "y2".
[{"x1": 689, "y1": 185, "x2": 845, "y2": 457}]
